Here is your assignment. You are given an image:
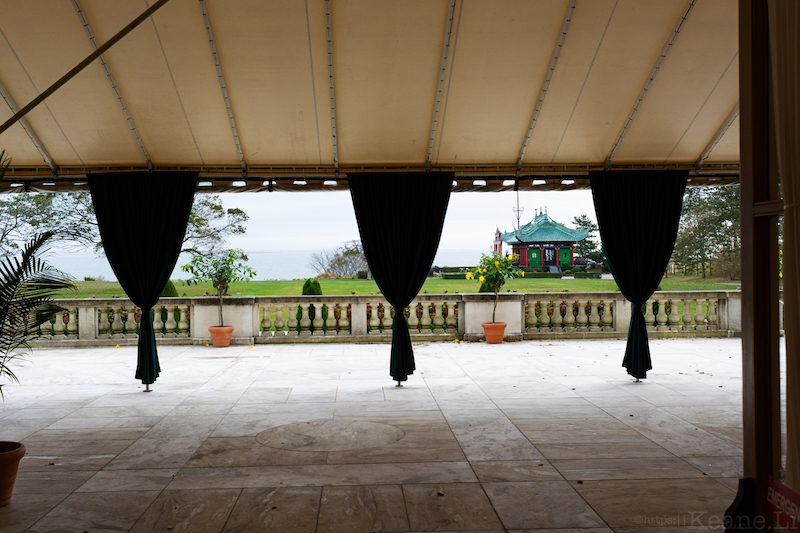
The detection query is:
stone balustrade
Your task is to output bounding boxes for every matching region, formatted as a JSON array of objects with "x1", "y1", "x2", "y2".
[{"x1": 29, "y1": 291, "x2": 743, "y2": 347}]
